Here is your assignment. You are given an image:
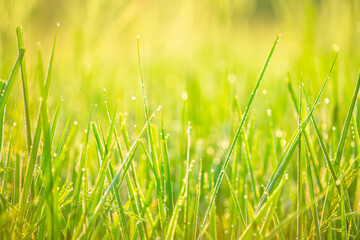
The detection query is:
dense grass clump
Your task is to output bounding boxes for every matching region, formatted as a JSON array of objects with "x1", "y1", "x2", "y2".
[{"x1": 1, "y1": 24, "x2": 360, "y2": 240}]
